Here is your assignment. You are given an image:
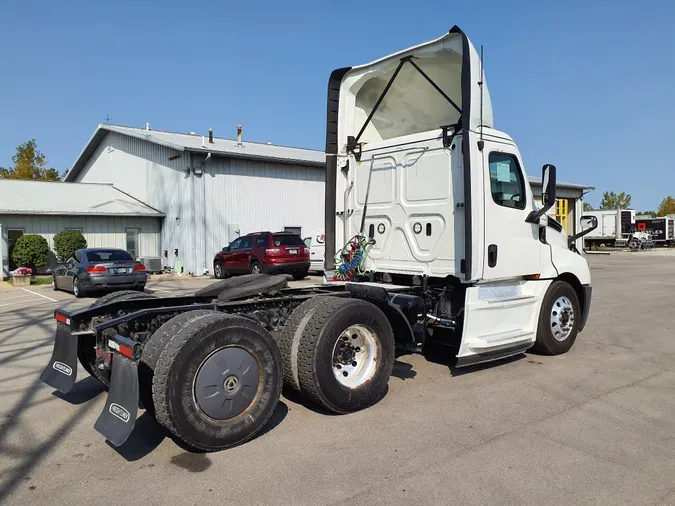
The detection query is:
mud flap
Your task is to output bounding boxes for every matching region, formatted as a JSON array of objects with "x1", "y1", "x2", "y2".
[
  {"x1": 94, "y1": 355, "x2": 139, "y2": 447},
  {"x1": 40, "y1": 323, "x2": 78, "y2": 393}
]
